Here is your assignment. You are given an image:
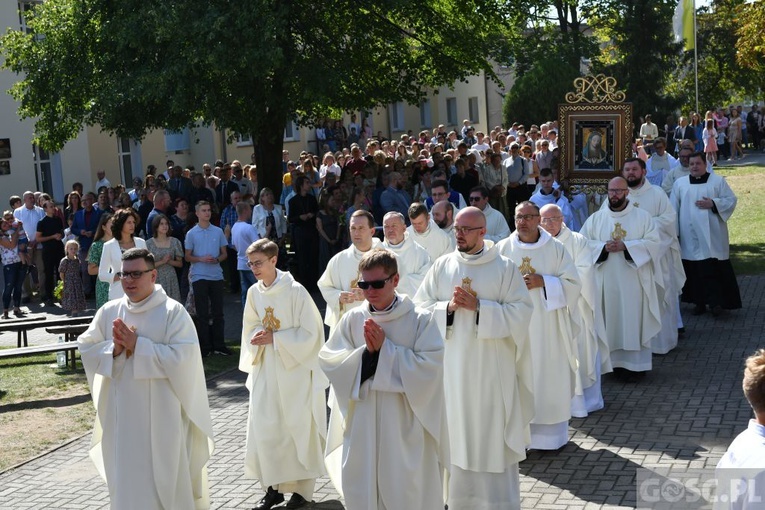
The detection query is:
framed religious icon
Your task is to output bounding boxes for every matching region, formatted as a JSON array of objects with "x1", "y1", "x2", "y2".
[
  {"x1": 0, "y1": 160, "x2": 10, "y2": 176},
  {"x1": 558, "y1": 75, "x2": 633, "y2": 186}
]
